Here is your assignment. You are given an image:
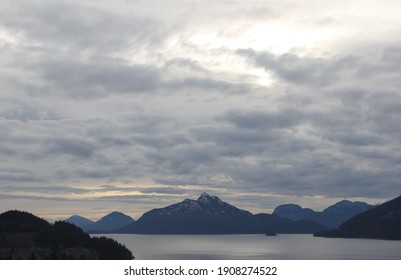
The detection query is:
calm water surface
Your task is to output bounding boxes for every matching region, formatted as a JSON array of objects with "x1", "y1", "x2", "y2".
[{"x1": 98, "y1": 234, "x2": 401, "y2": 260}]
